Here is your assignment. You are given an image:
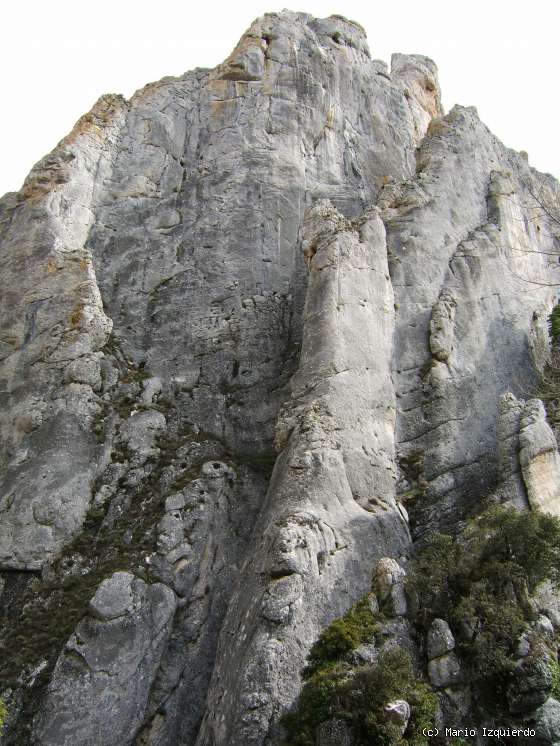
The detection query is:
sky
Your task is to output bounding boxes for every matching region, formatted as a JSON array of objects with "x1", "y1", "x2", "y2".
[{"x1": 2, "y1": 0, "x2": 559, "y2": 197}]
